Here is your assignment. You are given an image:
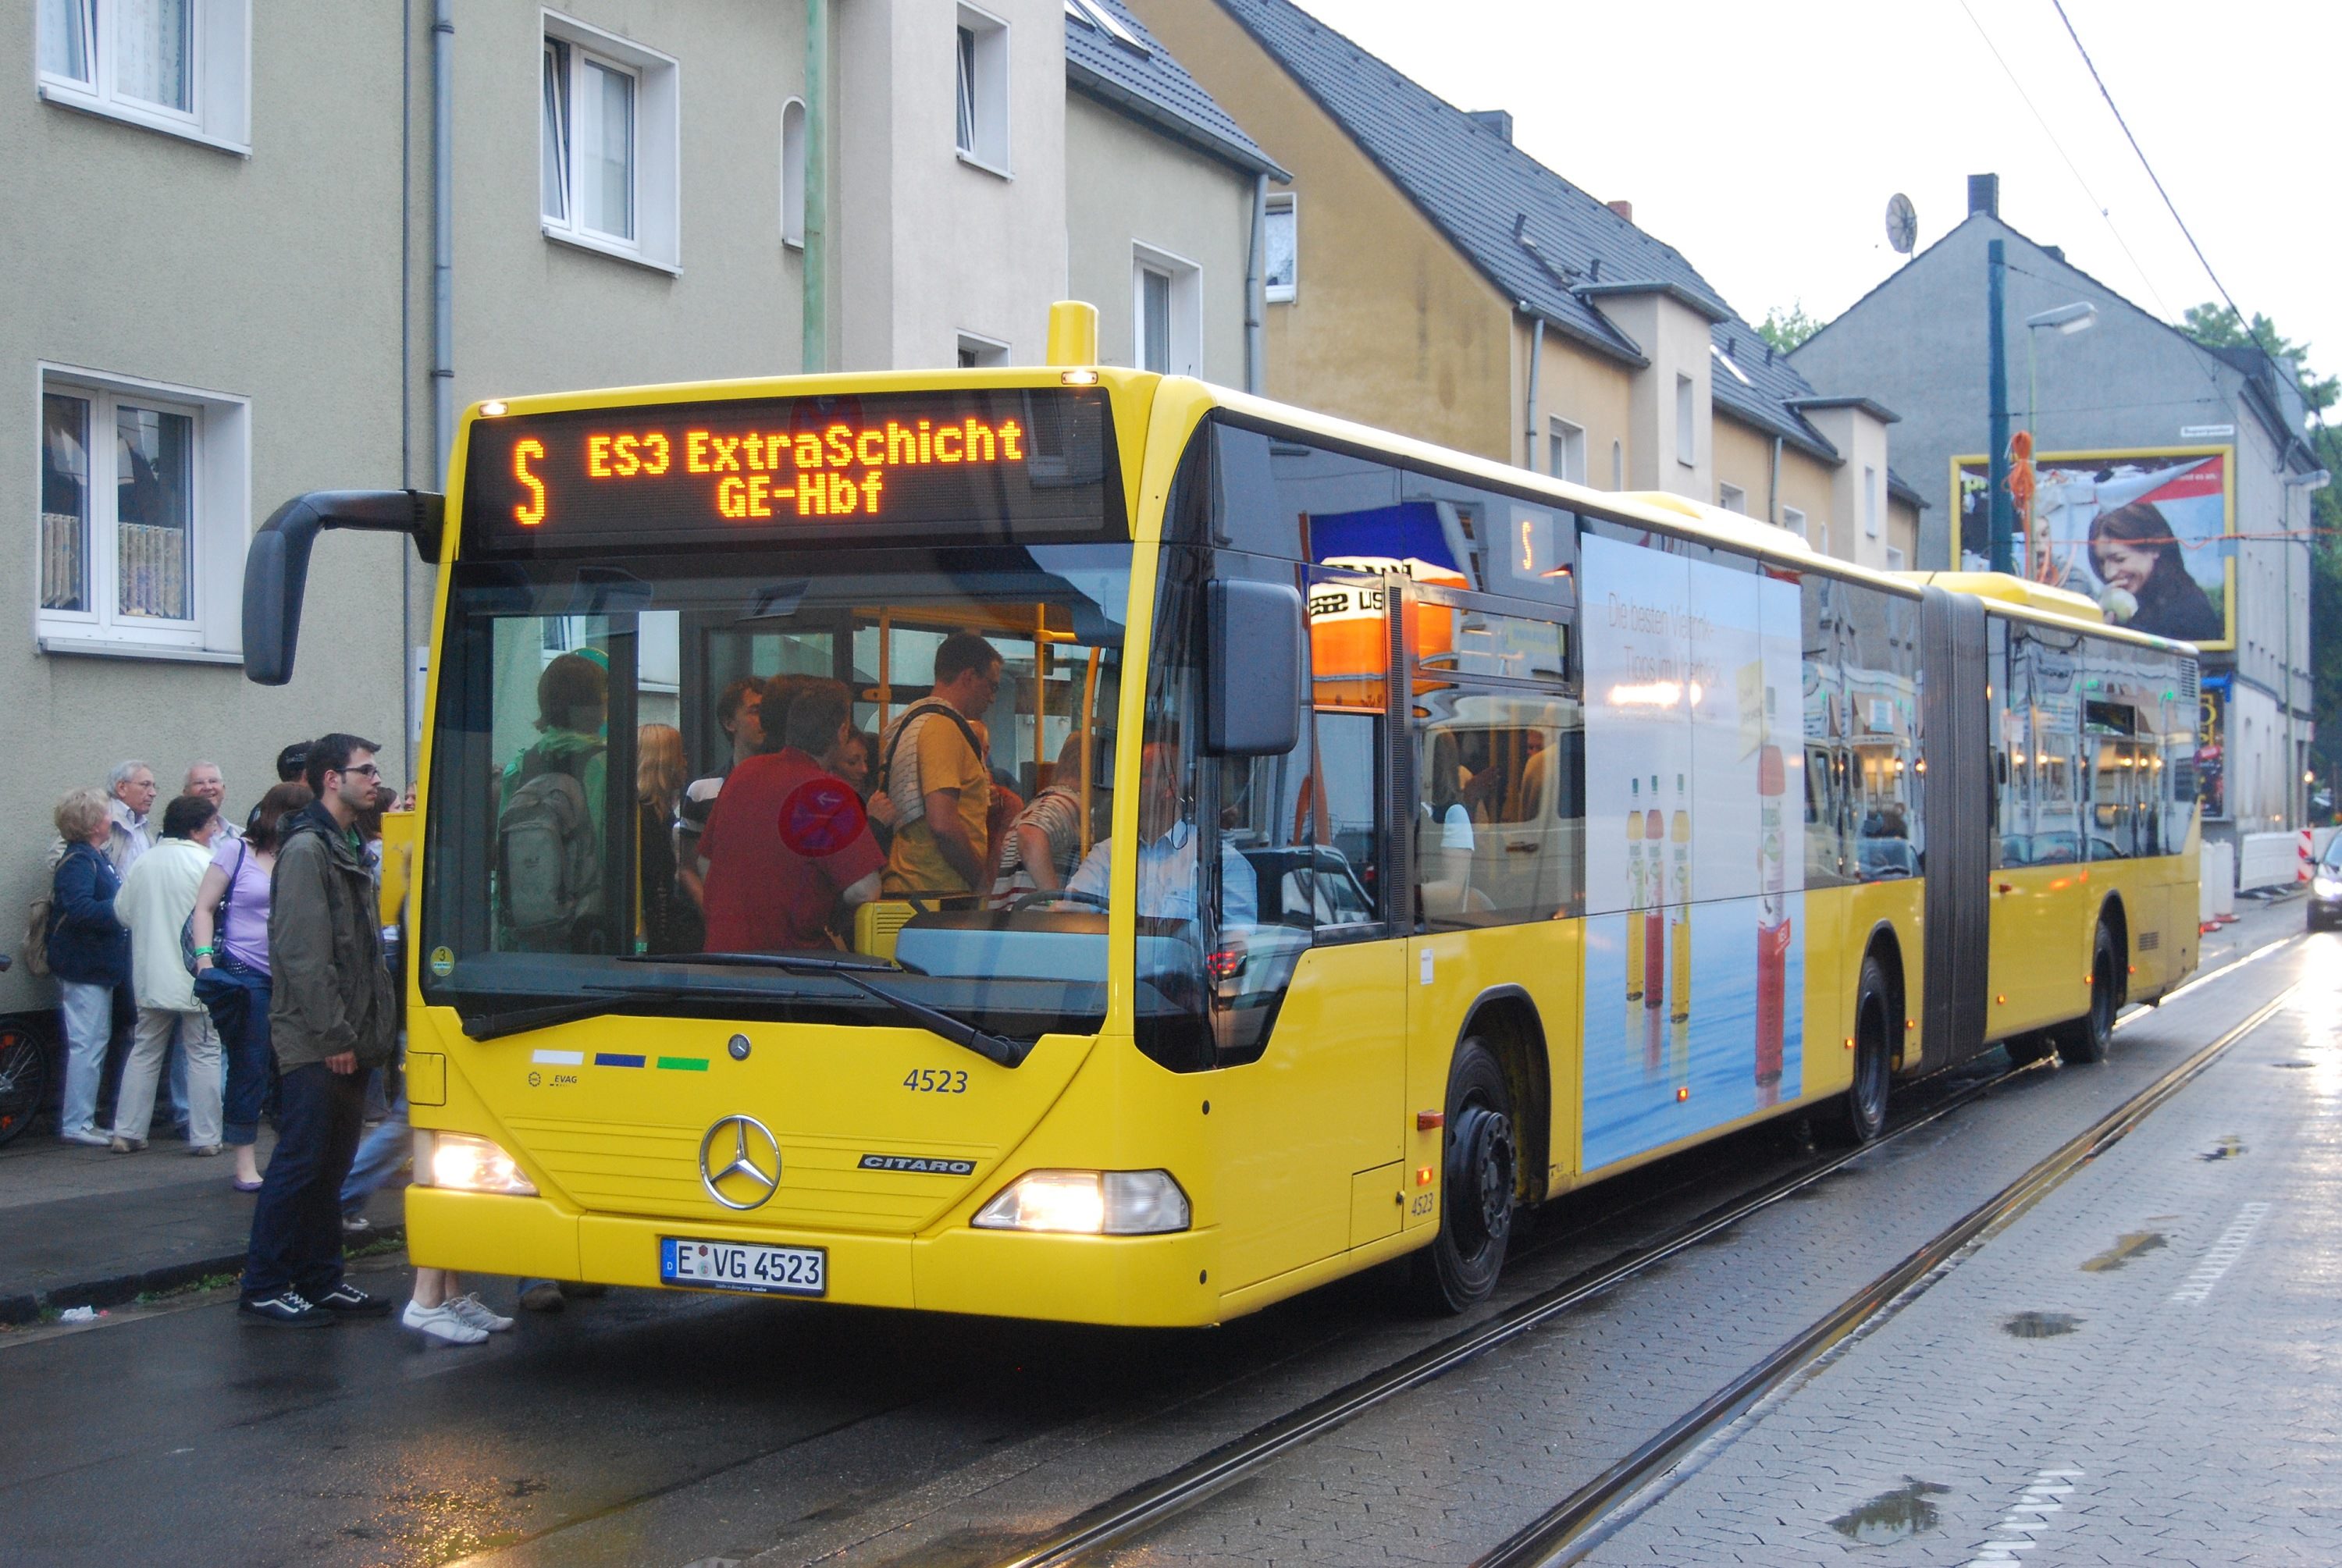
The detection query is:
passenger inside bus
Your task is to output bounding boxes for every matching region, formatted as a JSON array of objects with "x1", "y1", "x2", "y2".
[
  {"x1": 877, "y1": 631, "x2": 1002, "y2": 904},
  {"x1": 494, "y1": 649, "x2": 610, "y2": 951},
  {"x1": 994, "y1": 733, "x2": 1094, "y2": 898},
  {"x1": 698, "y1": 677, "x2": 884, "y2": 952}
]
